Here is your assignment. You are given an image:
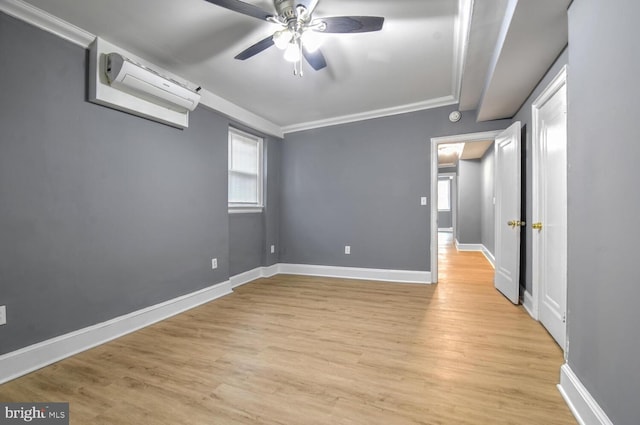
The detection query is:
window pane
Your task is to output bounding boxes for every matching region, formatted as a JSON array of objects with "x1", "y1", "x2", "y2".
[
  {"x1": 228, "y1": 128, "x2": 263, "y2": 207},
  {"x1": 438, "y1": 179, "x2": 451, "y2": 211},
  {"x1": 229, "y1": 171, "x2": 257, "y2": 203},
  {"x1": 231, "y1": 136, "x2": 258, "y2": 174}
]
